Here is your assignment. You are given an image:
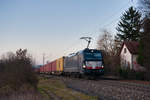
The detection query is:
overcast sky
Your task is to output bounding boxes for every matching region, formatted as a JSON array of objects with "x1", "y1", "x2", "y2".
[{"x1": 0, "y1": 0, "x2": 137, "y2": 64}]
